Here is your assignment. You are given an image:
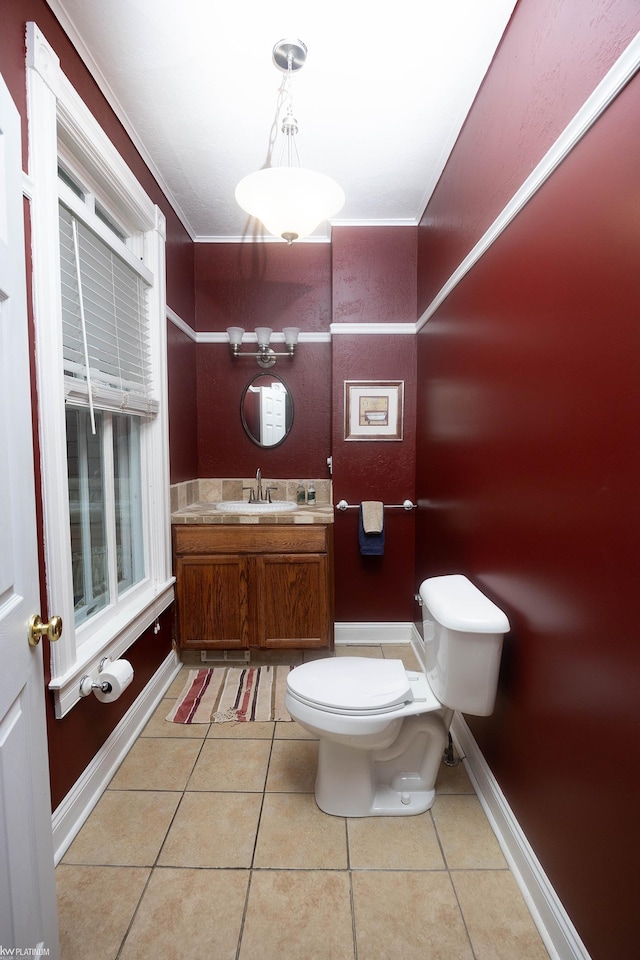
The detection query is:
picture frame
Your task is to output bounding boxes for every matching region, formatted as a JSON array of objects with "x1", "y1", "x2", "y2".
[{"x1": 344, "y1": 380, "x2": 404, "y2": 441}]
